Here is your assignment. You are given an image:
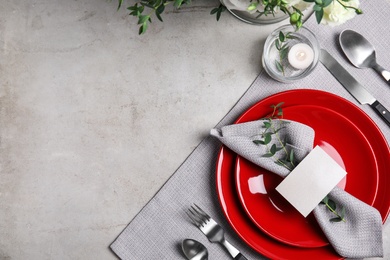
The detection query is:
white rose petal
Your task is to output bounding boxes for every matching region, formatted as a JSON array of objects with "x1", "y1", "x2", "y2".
[
  {"x1": 292, "y1": 1, "x2": 312, "y2": 11},
  {"x1": 321, "y1": 0, "x2": 360, "y2": 26},
  {"x1": 221, "y1": 0, "x2": 252, "y2": 12}
]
